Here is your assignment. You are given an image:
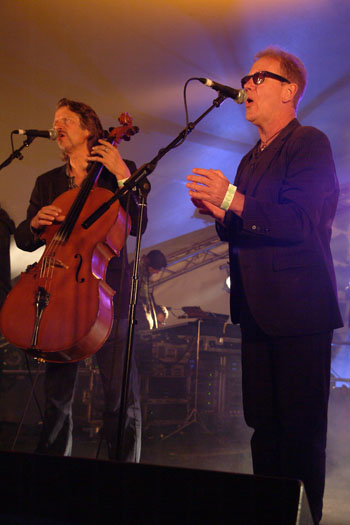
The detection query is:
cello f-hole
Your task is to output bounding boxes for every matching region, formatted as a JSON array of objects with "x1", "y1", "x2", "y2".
[{"x1": 74, "y1": 253, "x2": 85, "y2": 283}]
